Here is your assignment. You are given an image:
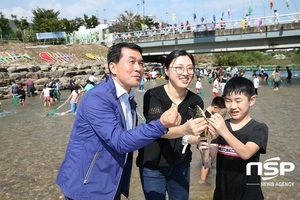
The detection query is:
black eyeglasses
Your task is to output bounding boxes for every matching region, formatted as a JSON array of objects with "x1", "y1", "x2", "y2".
[{"x1": 170, "y1": 66, "x2": 195, "y2": 75}]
